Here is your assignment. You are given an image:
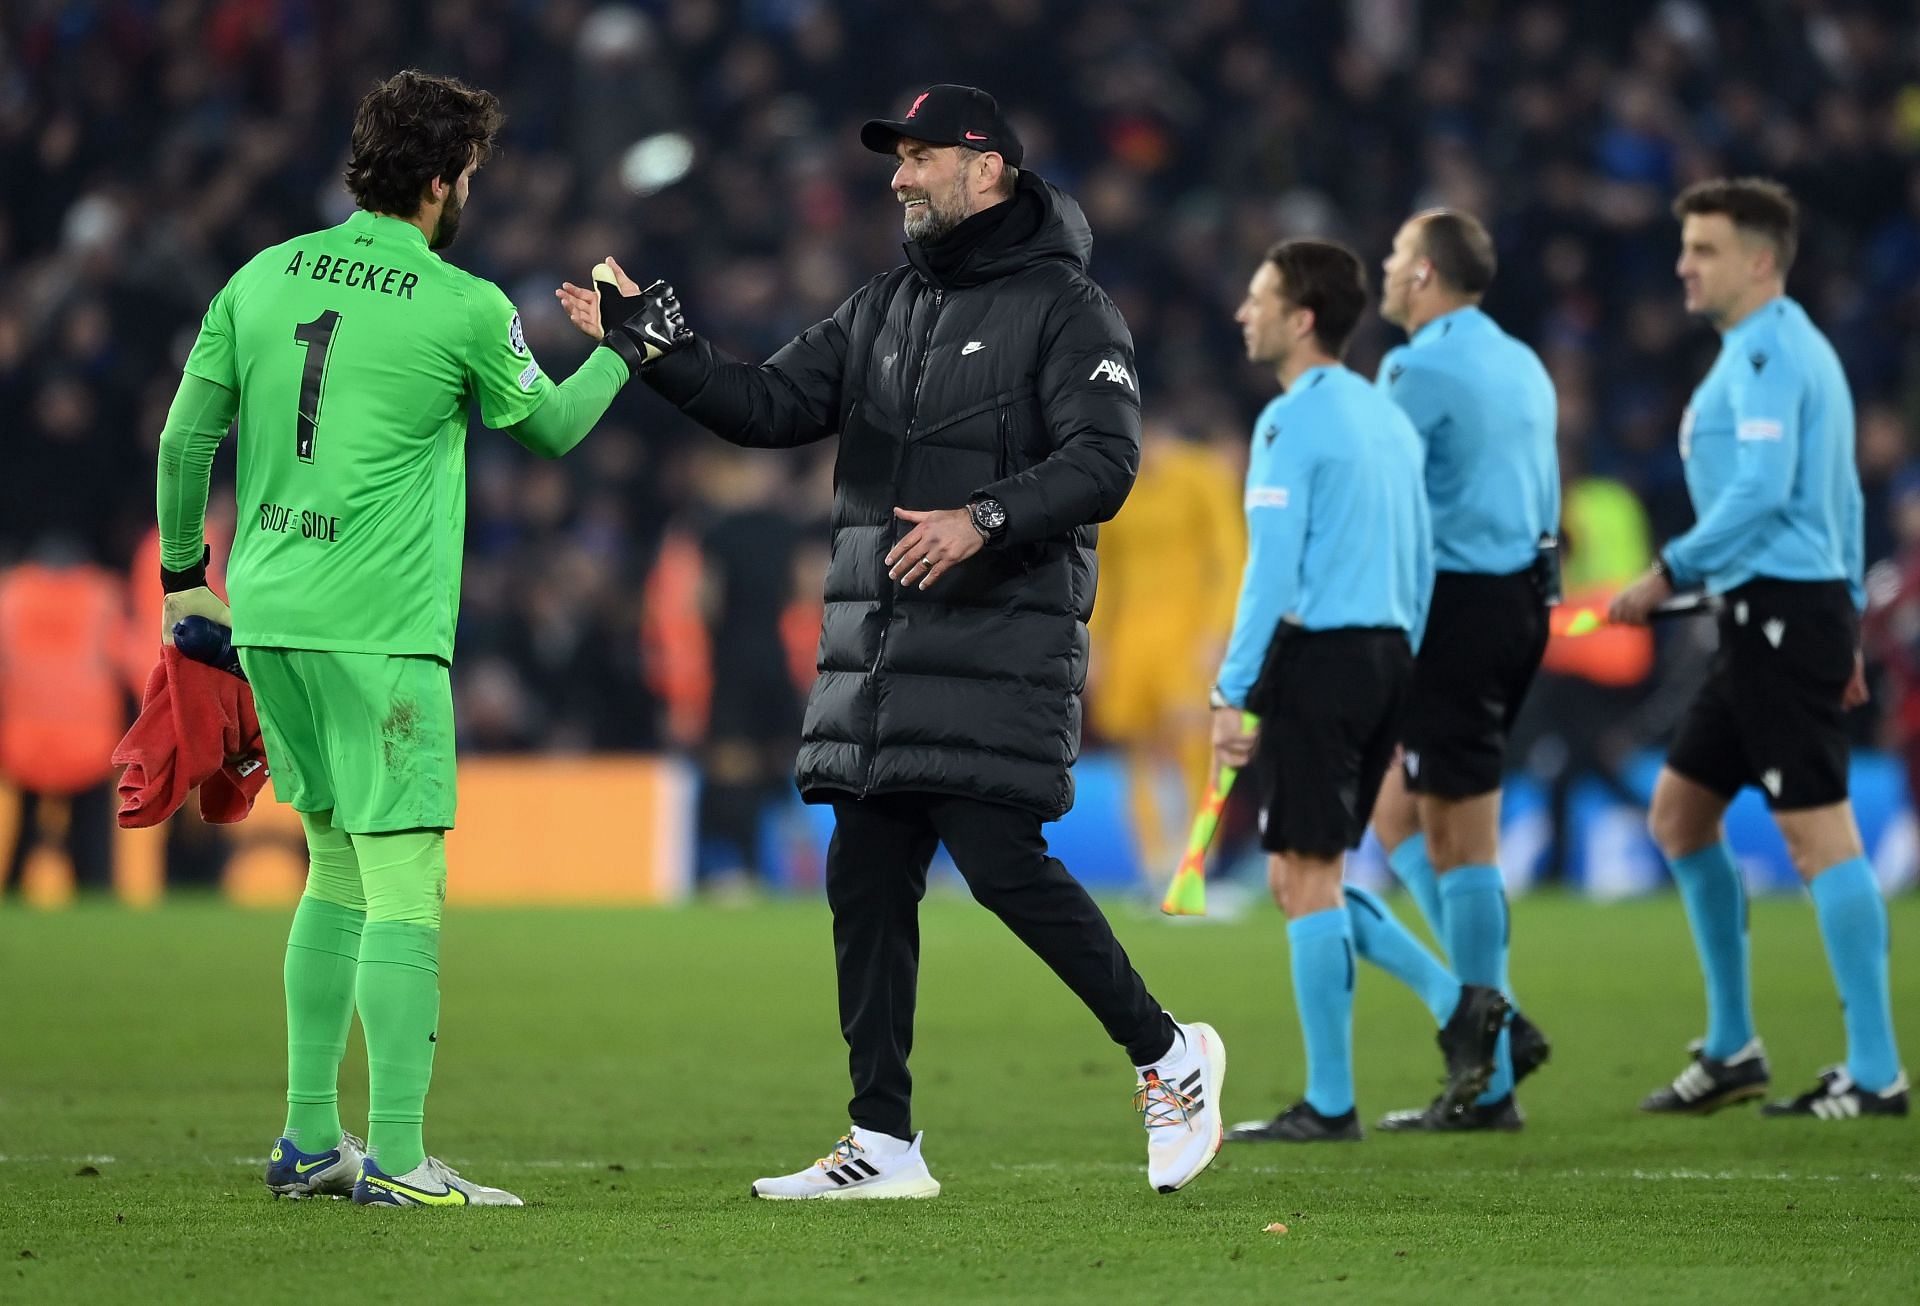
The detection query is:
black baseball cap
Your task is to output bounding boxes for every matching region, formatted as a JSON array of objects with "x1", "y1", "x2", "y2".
[{"x1": 861, "y1": 84, "x2": 1024, "y2": 167}]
